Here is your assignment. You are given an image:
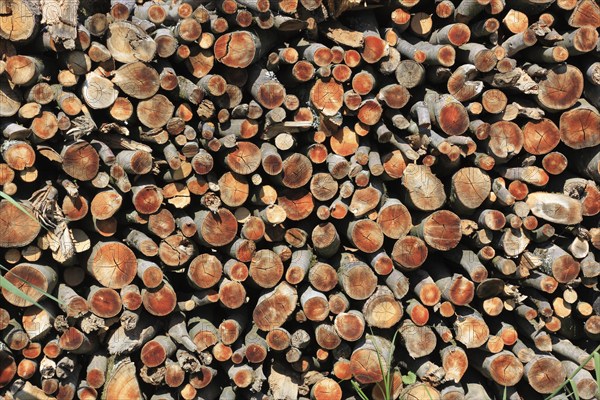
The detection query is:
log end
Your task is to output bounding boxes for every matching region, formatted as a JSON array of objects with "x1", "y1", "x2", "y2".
[{"x1": 214, "y1": 31, "x2": 256, "y2": 68}]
